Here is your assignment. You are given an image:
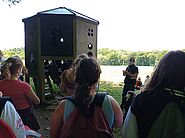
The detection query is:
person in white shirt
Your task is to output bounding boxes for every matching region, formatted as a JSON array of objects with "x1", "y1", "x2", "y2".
[{"x1": 0, "y1": 91, "x2": 41, "y2": 138}]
